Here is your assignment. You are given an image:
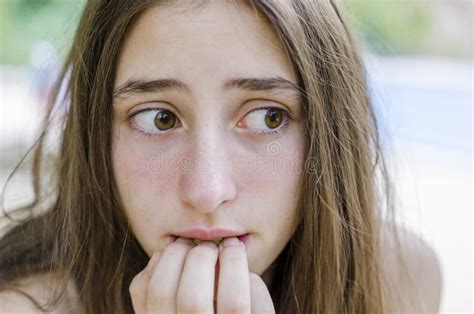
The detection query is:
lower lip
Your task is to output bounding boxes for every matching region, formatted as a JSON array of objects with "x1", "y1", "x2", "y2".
[{"x1": 168, "y1": 233, "x2": 251, "y2": 247}]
